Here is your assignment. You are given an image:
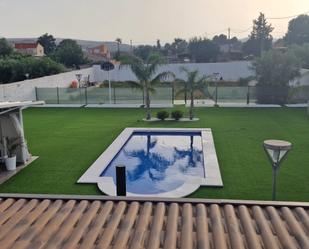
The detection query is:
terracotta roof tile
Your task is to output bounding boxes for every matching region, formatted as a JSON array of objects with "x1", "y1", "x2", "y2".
[
  {"x1": 0, "y1": 194, "x2": 308, "y2": 249},
  {"x1": 14, "y1": 43, "x2": 38, "y2": 49}
]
